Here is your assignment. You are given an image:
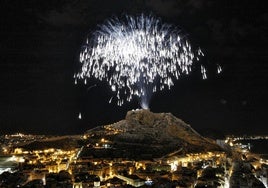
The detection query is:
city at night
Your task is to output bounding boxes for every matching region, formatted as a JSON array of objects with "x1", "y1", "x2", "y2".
[{"x1": 0, "y1": 0, "x2": 268, "y2": 187}]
